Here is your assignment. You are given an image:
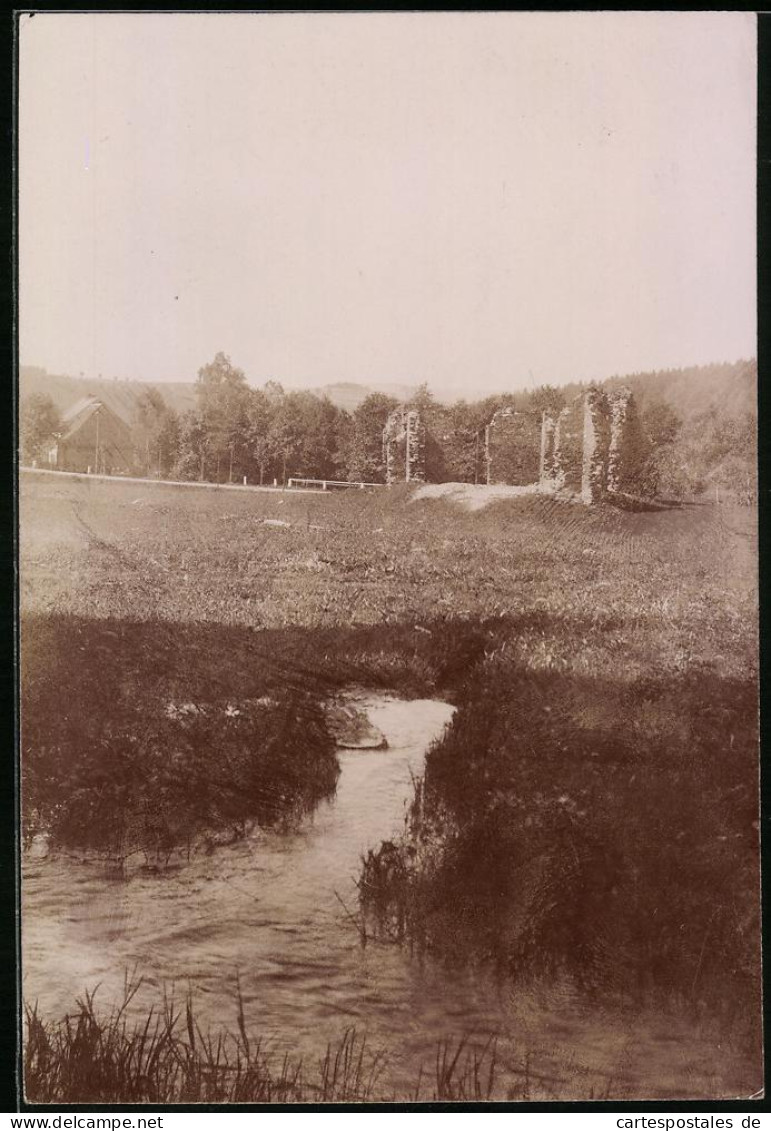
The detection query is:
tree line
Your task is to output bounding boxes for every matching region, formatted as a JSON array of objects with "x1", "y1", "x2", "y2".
[{"x1": 20, "y1": 352, "x2": 757, "y2": 501}]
